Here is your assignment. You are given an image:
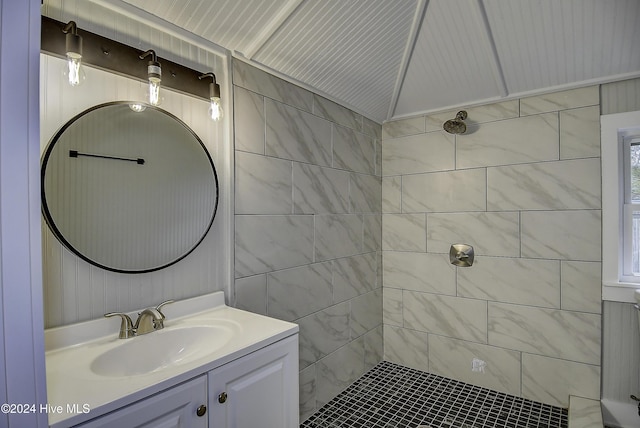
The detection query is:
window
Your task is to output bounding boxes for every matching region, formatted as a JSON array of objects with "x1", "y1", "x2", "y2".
[
  {"x1": 601, "y1": 110, "x2": 640, "y2": 301},
  {"x1": 624, "y1": 137, "x2": 640, "y2": 278}
]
